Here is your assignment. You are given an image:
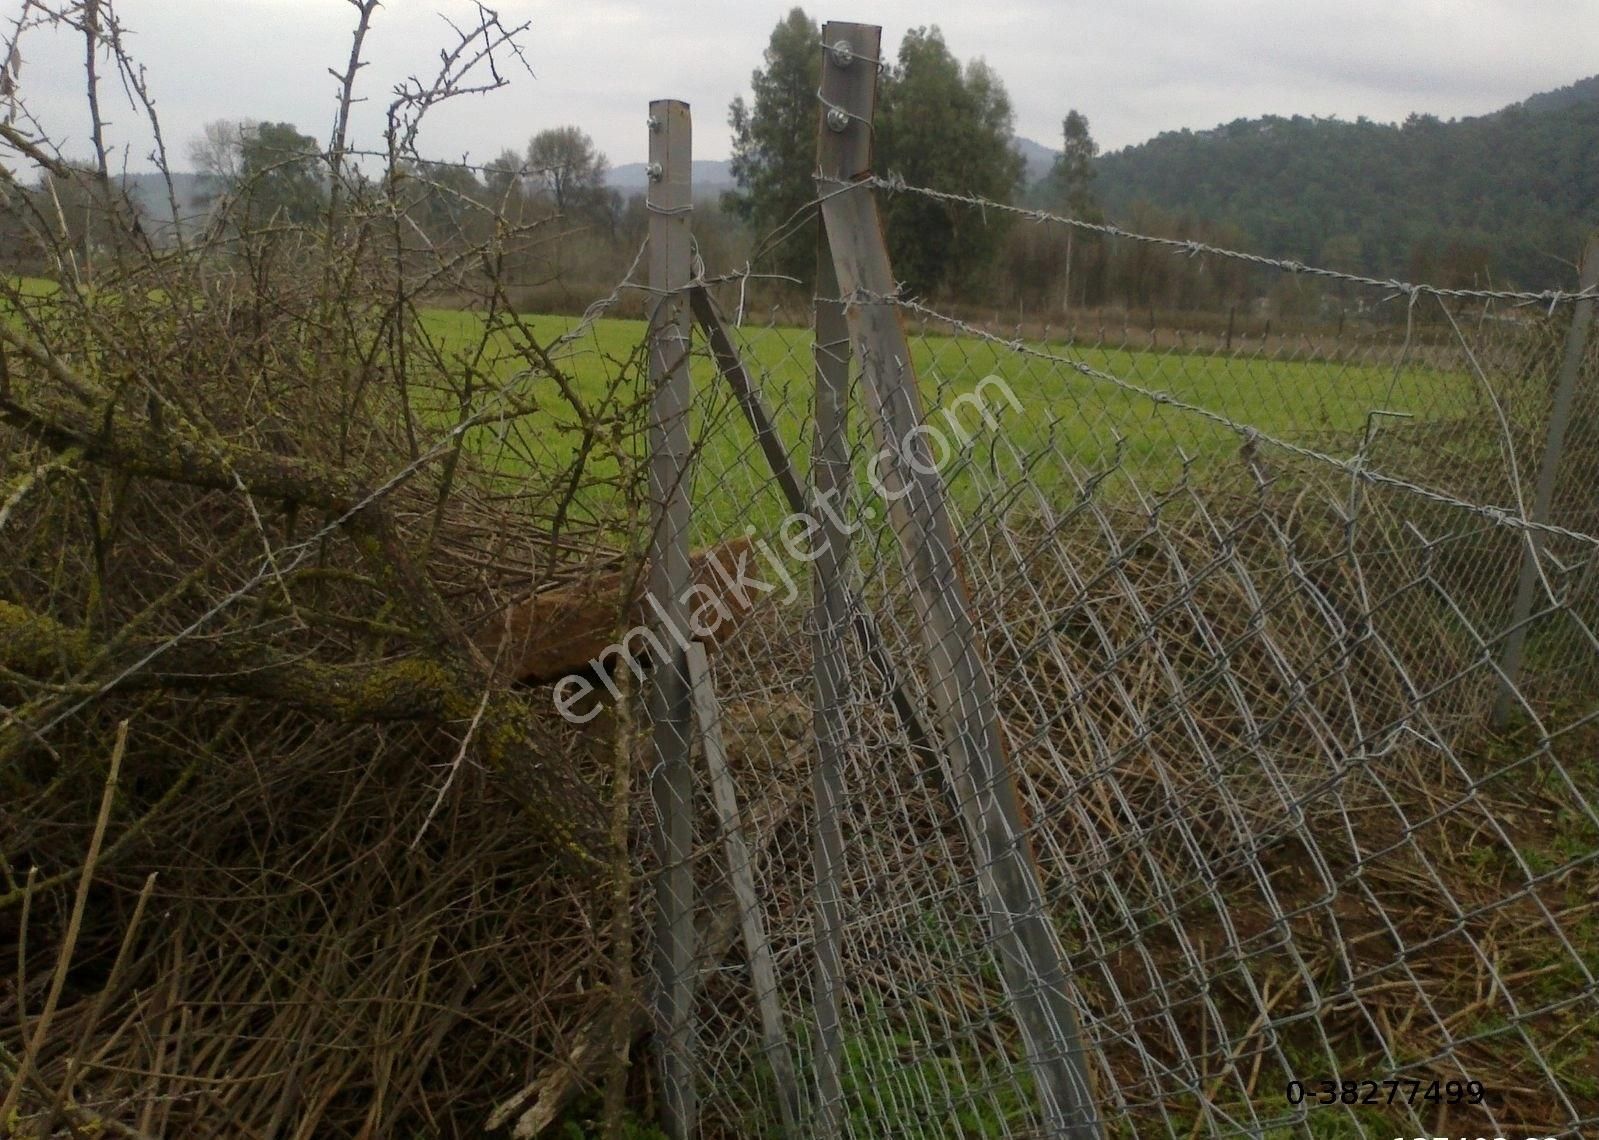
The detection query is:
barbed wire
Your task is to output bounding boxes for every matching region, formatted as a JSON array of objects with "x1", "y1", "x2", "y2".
[
  {"x1": 825, "y1": 284, "x2": 1599, "y2": 549},
  {"x1": 865, "y1": 175, "x2": 1599, "y2": 308}
]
